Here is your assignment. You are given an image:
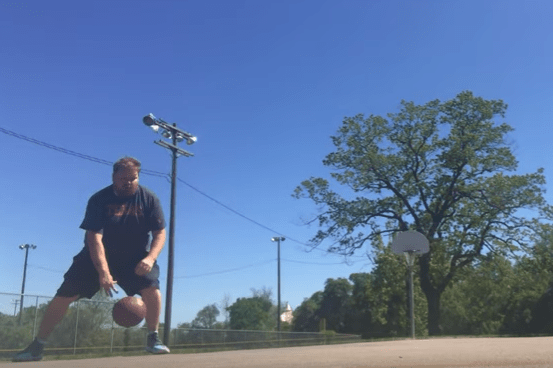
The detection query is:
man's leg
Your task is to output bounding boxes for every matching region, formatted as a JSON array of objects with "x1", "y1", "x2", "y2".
[
  {"x1": 141, "y1": 286, "x2": 161, "y2": 332},
  {"x1": 14, "y1": 248, "x2": 100, "y2": 362},
  {"x1": 140, "y1": 286, "x2": 169, "y2": 354},
  {"x1": 13, "y1": 295, "x2": 79, "y2": 362},
  {"x1": 37, "y1": 295, "x2": 80, "y2": 340}
]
